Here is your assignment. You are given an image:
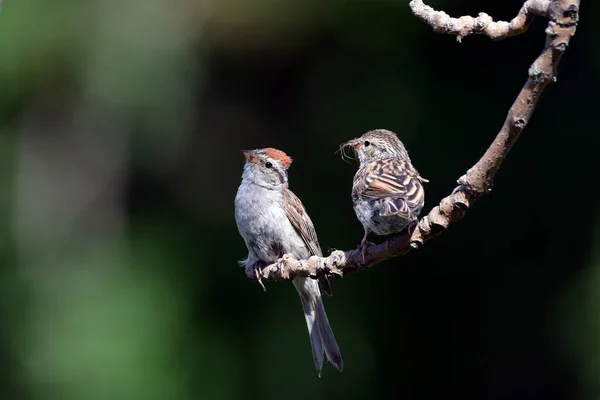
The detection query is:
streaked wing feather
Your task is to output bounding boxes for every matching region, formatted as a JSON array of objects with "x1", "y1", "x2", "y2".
[
  {"x1": 282, "y1": 189, "x2": 323, "y2": 257},
  {"x1": 282, "y1": 189, "x2": 332, "y2": 296},
  {"x1": 353, "y1": 158, "x2": 425, "y2": 218}
]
